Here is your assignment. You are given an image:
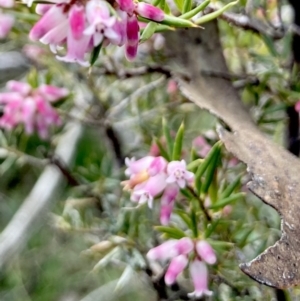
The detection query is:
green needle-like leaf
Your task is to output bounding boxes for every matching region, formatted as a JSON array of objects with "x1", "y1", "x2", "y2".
[
  {"x1": 209, "y1": 192, "x2": 245, "y2": 210},
  {"x1": 172, "y1": 122, "x2": 184, "y2": 161},
  {"x1": 195, "y1": 141, "x2": 222, "y2": 194},
  {"x1": 195, "y1": 0, "x2": 239, "y2": 25}
]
